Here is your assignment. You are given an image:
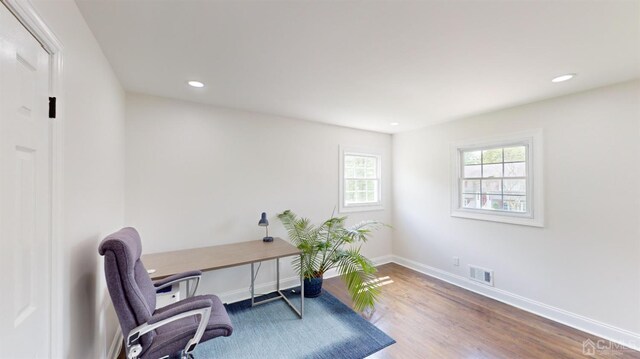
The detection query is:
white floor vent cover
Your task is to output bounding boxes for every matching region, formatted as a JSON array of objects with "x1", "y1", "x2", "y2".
[{"x1": 469, "y1": 265, "x2": 494, "y2": 286}]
